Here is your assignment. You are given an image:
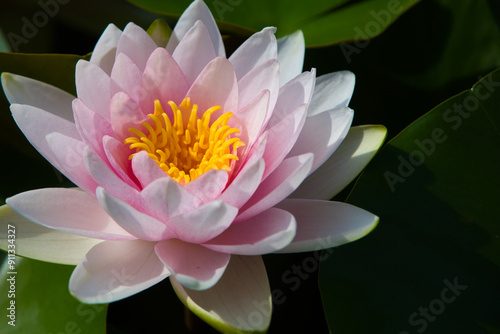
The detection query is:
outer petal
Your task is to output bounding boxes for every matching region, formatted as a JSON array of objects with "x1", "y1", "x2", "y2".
[
  {"x1": 172, "y1": 21, "x2": 217, "y2": 85},
  {"x1": 171, "y1": 255, "x2": 271, "y2": 334},
  {"x1": 0, "y1": 204, "x2": 101, "y2": 265},
  {"x1": 229, "y1": 27, "x2": 277, "y2": 80},
  {"x1": 287, "y1": 106, "x2": 353, "y2": 174},
  {"x1": 308, "y1": 71, "x2": 355, "y2": 117},
  {"x1": 290, "y1": 125, "x2": 387, "y2": 200},
  {"x1": 237, "y1": 153, "x2": 313, "y2": 222},
  {"x1": 2, "y1": 73, "x2": 75, "y2": 121},
  {"x1": 97, "y1": 188, "x2": 176, "y2": 242},
  {"x1": 90, "y1": 23, "x2": 123, "y2": 75},
  {"x1": 186, "y1": 57, "x2": 238, "y2": 116},
  {"x1": 75, "y1": 60, "x2": 112, "y2": 121},
  {"x1": 115, "y1": 22, "x2": 158, "y2": 71},
  {"x1": 10, "y1": 104, "x2": 80, "y2": 170},
  {"x1": 274, "y1": 199, "x2": 379, "y2": 253},
  {"x1": 155, "y1": 239, "x2": 230, "y2": 290},
  {"x1": 70, "y1": 239, "x2": 170, "y2": 303},
  {"x1": 46, "y1": 133, "x2": 98, "y2": 194},
  {"x1": 6, "y1": 188, "x2": 134, "y2": 241},
  {"x1": 203, "y1": 207, "x2": 296, "y2": 255},
  {"x1": 277, "y1": 30, "x2": 305, "y2": 86},
  {"x1": 167, "y1": 0, "x2": 225, "y2": 57}
]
